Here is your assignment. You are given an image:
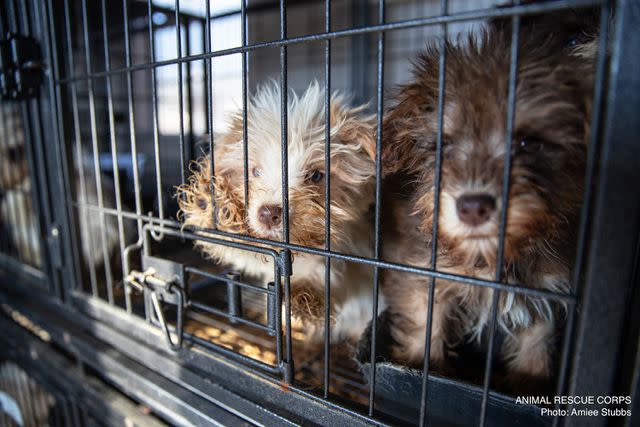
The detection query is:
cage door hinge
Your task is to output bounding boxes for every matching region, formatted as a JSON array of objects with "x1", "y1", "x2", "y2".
[
  {"x1": 279, "y1": 249, "x2": 293, "y2": 276},
  {"x1": 125, "y1": 256, "x2": 186, "y2": 351},
  {"x1": 0, "y1": 33, "x2": 44, "y2": 100}
]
